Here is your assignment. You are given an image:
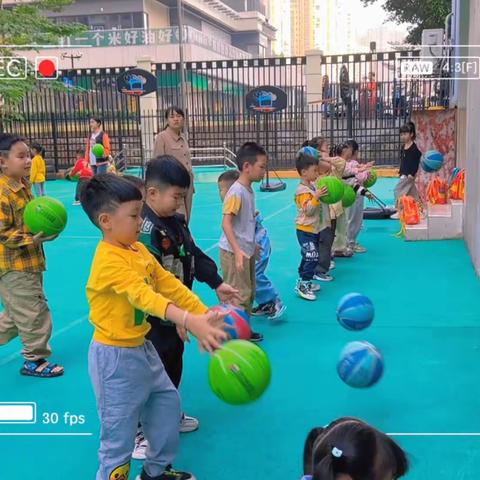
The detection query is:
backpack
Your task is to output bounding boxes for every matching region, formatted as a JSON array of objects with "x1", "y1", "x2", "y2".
[
  {"x1": 449, "y1": 169, "x2": 465, "y2": 200},
  {"x1": 426, "y1": 176, "x2": 448, "y2": 205},
  {"x1": 399, "y1": 195, "x2": 420, "y2": 225}
]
